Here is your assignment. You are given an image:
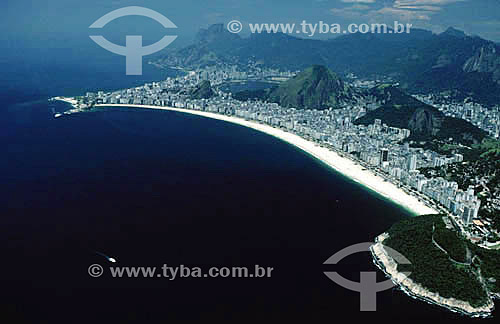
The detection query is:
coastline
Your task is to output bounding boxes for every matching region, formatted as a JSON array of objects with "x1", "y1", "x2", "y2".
[
  {"x1": 52, "y1": 96, "x2": 86, "y2": 115},
  {"x1": 371, "y1": 233, "x2": 495, "y2": 318},
  {"x1": 52, "y1": 96, "x2": 79, "y2": 107},
  {"x1": 92, "y1": 103, "x2": 438, "y2": 216}
]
